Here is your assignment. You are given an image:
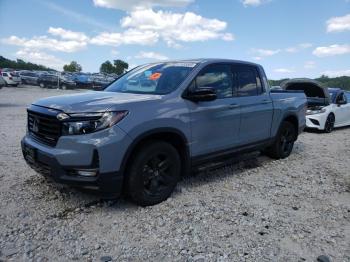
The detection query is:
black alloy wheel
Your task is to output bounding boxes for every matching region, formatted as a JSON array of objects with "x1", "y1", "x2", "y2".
[
  {"x1": 264, "y1": 121, "x2": 296, "y2": 159},
  {"x1": 126, "y1": 141, "x2": 181, "y2": 206},
  {"x1": 324, "y1": 114, "x2": 335, "y2": 133}
]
